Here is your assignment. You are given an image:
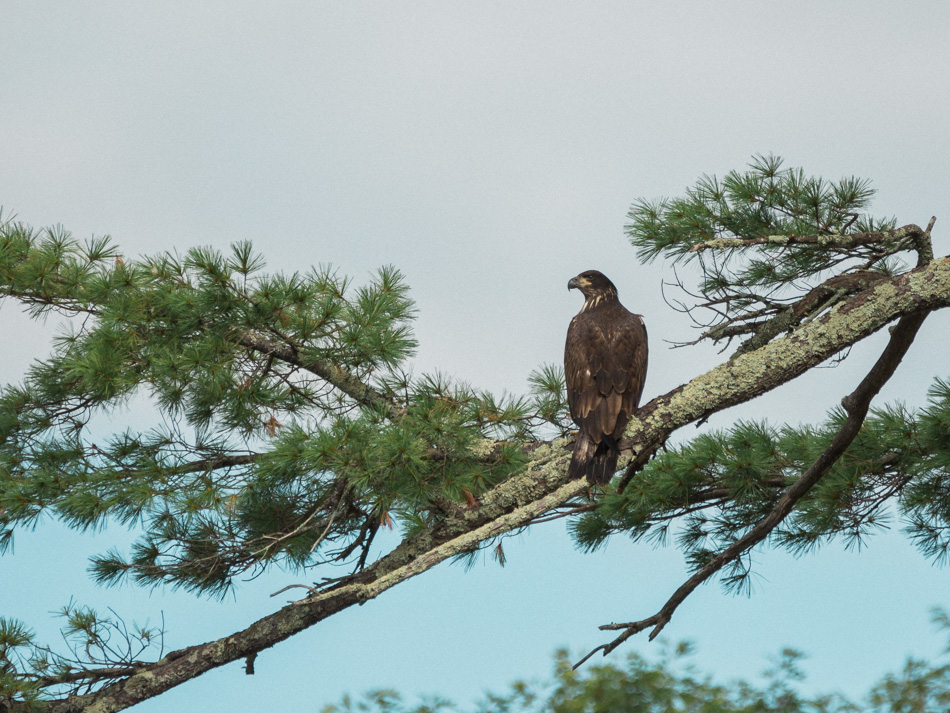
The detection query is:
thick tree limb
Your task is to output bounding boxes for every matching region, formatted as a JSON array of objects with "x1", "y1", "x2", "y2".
[
  {"x1": 728, "y1": 270, "x2": 890, "y2": 357},
  {"x1": 578, "y1": 308, "x2": 929, "y2": 667},
  {"x1": 19, "y1": 255, "x2": 950, "y2": 713}
]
